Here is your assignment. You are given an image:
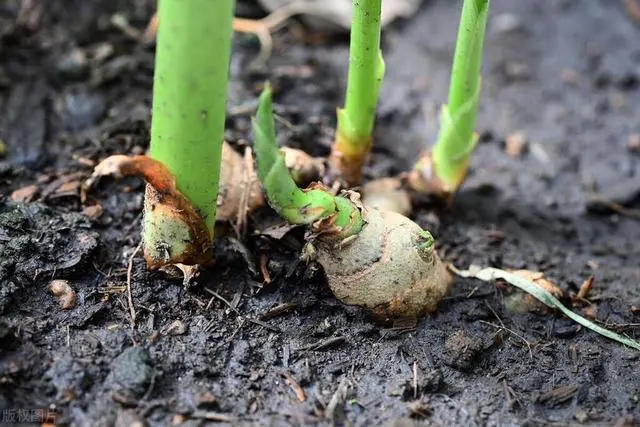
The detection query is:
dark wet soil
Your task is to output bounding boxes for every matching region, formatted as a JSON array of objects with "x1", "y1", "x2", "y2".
[{"x1": 1, "y1": 0, "x2": 640, "y2": 425}]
